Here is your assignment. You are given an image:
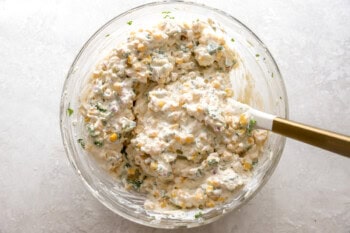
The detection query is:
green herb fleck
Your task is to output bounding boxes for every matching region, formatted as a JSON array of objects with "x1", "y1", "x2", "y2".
[
  {"x1": 196, "y1": 169, "x2": 203, "y2": 177},
  {"x1": 247, "y1": 119, "x2": 257, "y2": 134},
  {"x1": 105, "y1": 34, "x2": 110, "y2": 37},
  {"x1": 252, "y1": 160, "x2": 258, "y2": 166},
  {"x1": 231, "y1": 38, "x2": 235, "y2": 42},
  {"x1": 271, "y1": 72, "x2": 274, "y2": 78},
  {"x1": 128, "y1": 179, "x2": 143, "y2": 190},
  {"x1": 279, "y1": 96, "x2": 282, "y2": 100},
  {"x1": 77, "y1": 139, "x2": 85, "y2": 149},
  {"x1": 127, "y1": 20, "x2": 133, "y2": 25},
  {"x1": 93, "y1": 140, "x2": 103, "y2": 147},
  {"x1": 208, "y1": 159, "x2": 218, "y2": 166},
  {"x1": 195, "y1": 212, "x2": 203, "y2": 219},
  {"x1": 95, "y1": 103, "x2": 107, "y2": 112},
  {"x1": 161, "y1": 11, "x2": 171, "y2": 14},
  {"x1": 163, "y1": 14, "x2": 174, "y2": 19},
  {"x1": 67, "y1": 107, "x2": 74, "y2": 116},
  {"x1": 255, "y1": 54, "x2": 260, "y2": 57},
  {"x1": 87, "y1": 125, "x2": 99, "y2": 137},
  {"x1": 125, "y1": 162, "x2": 131, "y2": 168}
]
